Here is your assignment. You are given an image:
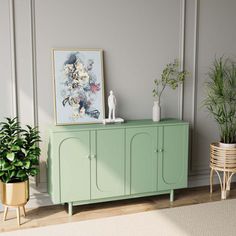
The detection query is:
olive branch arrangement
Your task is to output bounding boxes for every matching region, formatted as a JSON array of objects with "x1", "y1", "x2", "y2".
[{"x1": 152, "y1": 59, "x2": 189, "y2": 101}]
